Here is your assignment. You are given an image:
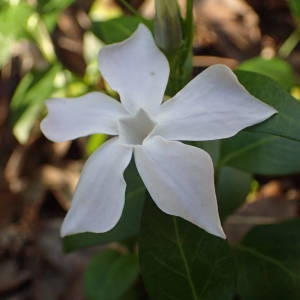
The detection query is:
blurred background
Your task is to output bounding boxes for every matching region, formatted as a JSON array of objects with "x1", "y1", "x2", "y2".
[{"x1": 1, "y1": 0, "x2": 300, "y2": 299}]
